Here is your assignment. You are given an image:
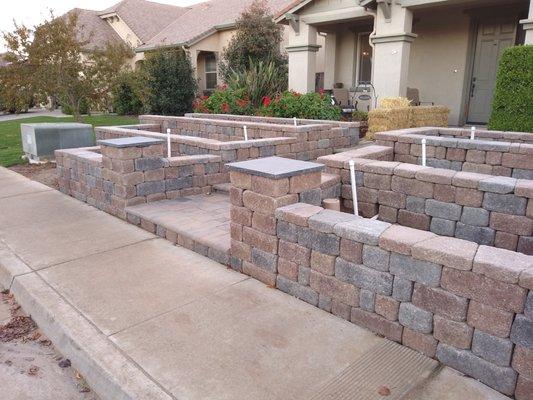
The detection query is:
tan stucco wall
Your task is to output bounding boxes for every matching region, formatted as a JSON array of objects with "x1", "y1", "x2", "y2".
[
  {"x1": 105, "y1": 15, "x2": 142, "y2": 48},
  {"x1": 334, "y1": 30, "x2": 357, "y2": 89},
  {"x1": 408, "y1": 8, "x2": 471, "y2": 125}
]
